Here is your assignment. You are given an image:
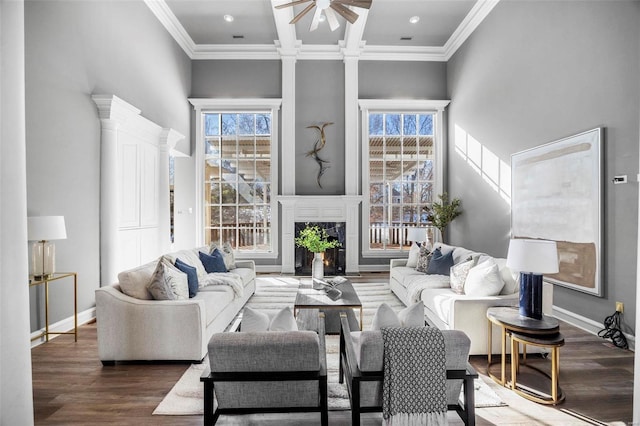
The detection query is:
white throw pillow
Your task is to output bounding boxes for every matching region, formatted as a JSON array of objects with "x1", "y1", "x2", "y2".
[
  {"x1": 242, "y1": 306, "x2": 270, "y2": 332},
  {"x1": 269, "y1": 307, "x2": 298, "y2": 331},
  {"x1": 371, "y1": 302, "x2": 424, "y2": 330},
  {"x1": 464, "y1": 258, "x2": 505, "y2": 297},
  {"x1": 118, "y1": 261, "x2": 156, "y2": 300},
  {"x1": 406, "y1": 243, "x2": 421, "y2": 268},
  {"x1": 242, "y1": 306, "x2": 299, "y2": 332}
]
